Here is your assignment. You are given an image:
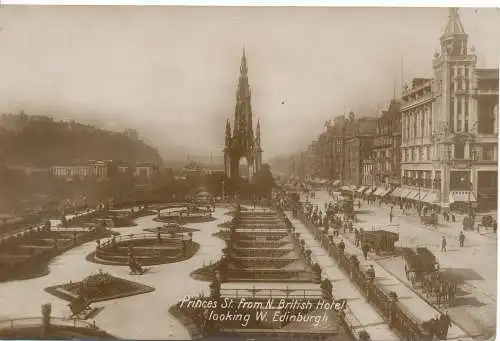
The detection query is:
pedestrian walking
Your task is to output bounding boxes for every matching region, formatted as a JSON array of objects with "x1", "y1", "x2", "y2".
[
  {"x1": 389, "y1": 212, "x2": 393, "y2": 223},
  {"x1": 362, "y1": 243, "x2": 370, "y2": 260},
  {"x1": 459, "y1": 231, "x2": 465, "y2": 247},
  {"x1": 338, "y1": 239, "x2": 346, "y2": 251},
  {"x1": 366, "y1": 264, "x2": 375, "y2": 283},
  {"x1": 441, "y1": 236, "x2": 447, "y2": 252},
  {"x1": 440, "y1": 312, "x2": 452, "y2": 339}
]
